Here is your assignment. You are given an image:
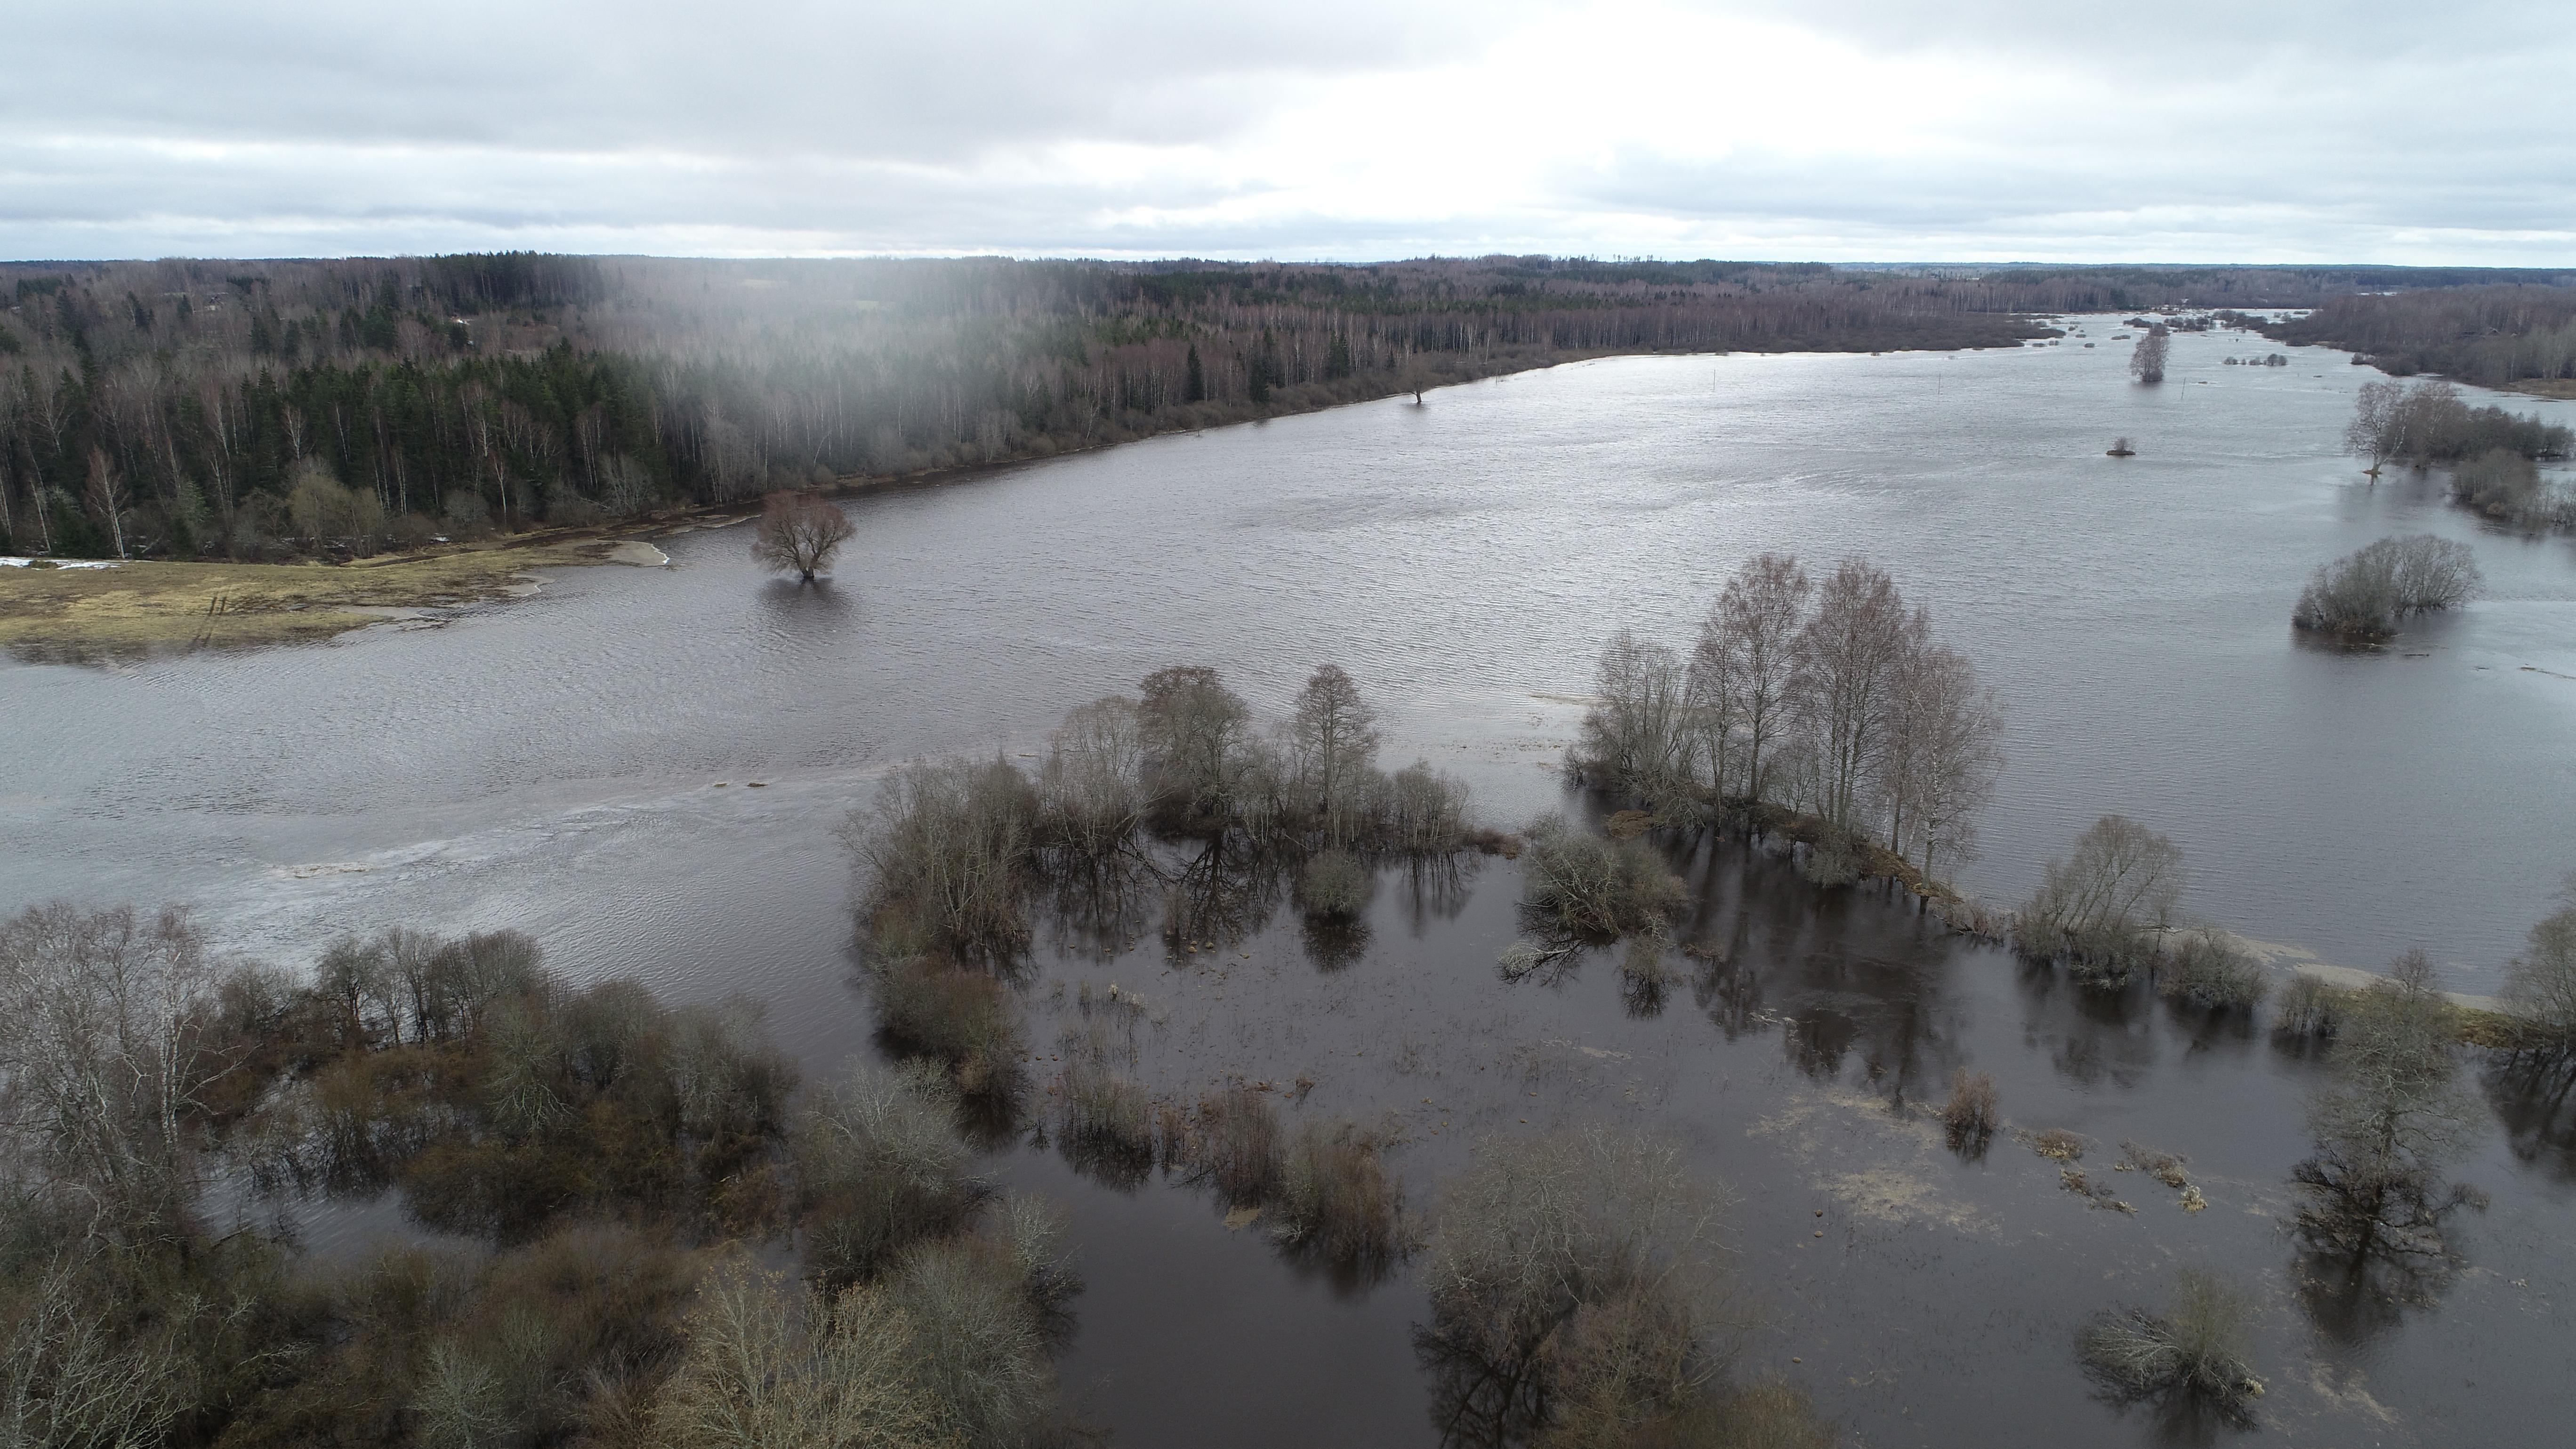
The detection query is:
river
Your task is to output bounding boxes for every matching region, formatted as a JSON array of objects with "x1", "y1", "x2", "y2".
[{"x1": 4, "y1": 319, "x2": 2572, "y2": 1445}]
